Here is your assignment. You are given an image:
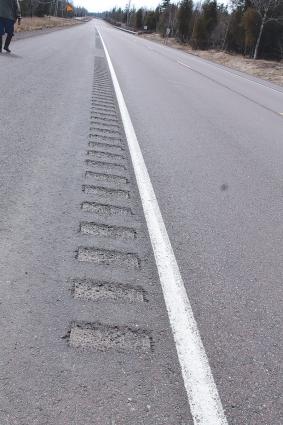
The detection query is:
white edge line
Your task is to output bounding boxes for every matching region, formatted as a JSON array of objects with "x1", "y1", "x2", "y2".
[
  {"x1": 177, "y1": 59, "x2": 283, "y2": 94},
  {"x1": 178, "y1": 60, "x2": 192, "y2": 70},
  {"x1": 97, "y1": 27, "x2": 229, "y2": 425}
]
